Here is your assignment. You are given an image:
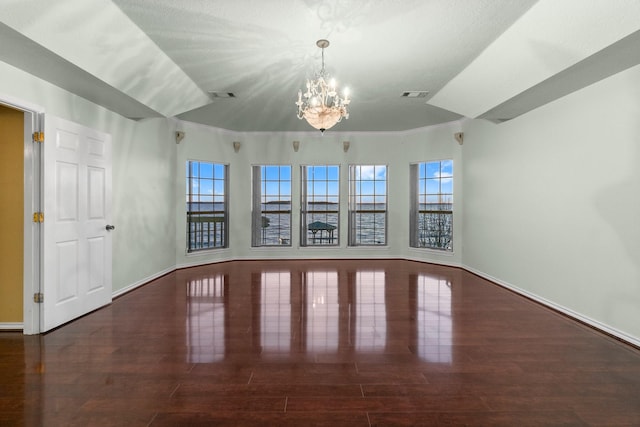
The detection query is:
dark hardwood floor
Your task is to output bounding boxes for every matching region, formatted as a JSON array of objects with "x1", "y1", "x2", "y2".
[{"x1": 2, "y1": 259, "x2": 640, "y2": 426}]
